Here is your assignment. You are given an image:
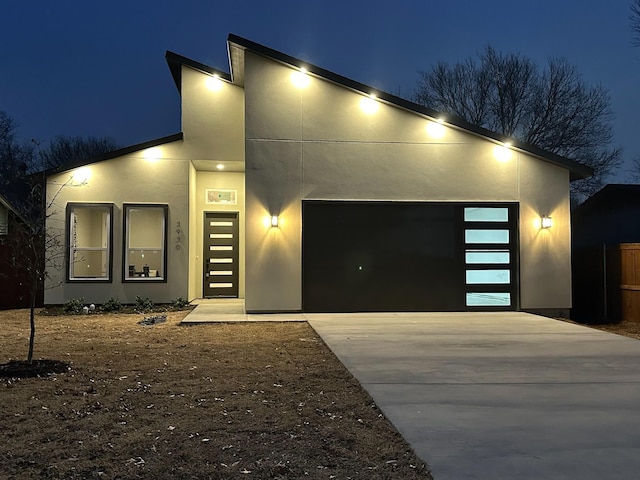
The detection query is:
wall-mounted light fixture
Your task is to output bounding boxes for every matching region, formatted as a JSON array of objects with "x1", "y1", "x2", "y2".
[
  {"x1": 426, "y1": 118, "x2": 446, "y2": 138},
  {"x1": 206, "y1": 74, "x2": 223, "y2": 91},
  {"x1": 360, "y1": 94, "x2": 379, "y2": 114},
  {"x1": 291, "y1": 67, "x2": 310, "y2": 88},
  {"x1": 143, "y1": 147, "x2": 162, "y2": 161},
  {"x1": 216, "y1": 163, "x2": 224, "y2": 170},
  {"x1": 271, "y1": 215, "x2": 279, "y2": 228},
  {"x1": 72, "y1": 167, "x2": 91, "y2": 185},
  {"x1": 494, "y1": 143, "x2": 513, "y2": 162},
  {"x1": 541, "y1": 215, "x2": 552, "y2": 229}
]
